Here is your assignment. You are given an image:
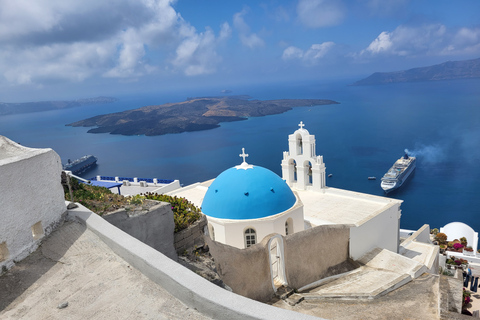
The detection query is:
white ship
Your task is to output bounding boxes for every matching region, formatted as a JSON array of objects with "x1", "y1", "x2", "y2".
[{"x1": 381, "y1": 153, "x2": 416, "y2": 193}]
